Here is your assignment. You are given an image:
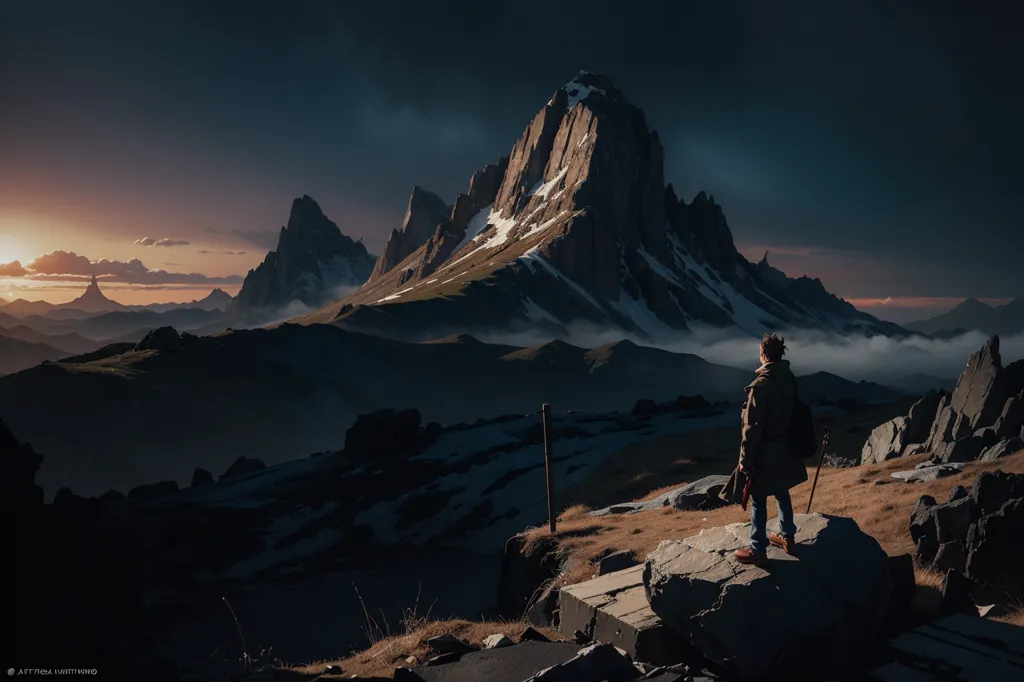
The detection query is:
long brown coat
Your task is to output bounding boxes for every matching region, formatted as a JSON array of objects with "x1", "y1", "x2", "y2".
[{"x1": 739, "y1": 359, "x2": 808, "y2": 497}]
